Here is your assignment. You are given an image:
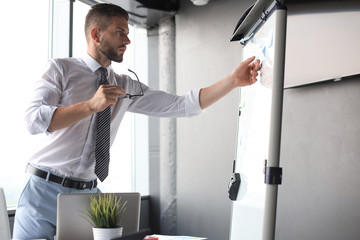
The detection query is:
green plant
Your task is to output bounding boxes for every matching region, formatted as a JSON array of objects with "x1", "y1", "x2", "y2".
[{"x1": 83, "y1": 193, "x2": 127, "y2": 228}]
